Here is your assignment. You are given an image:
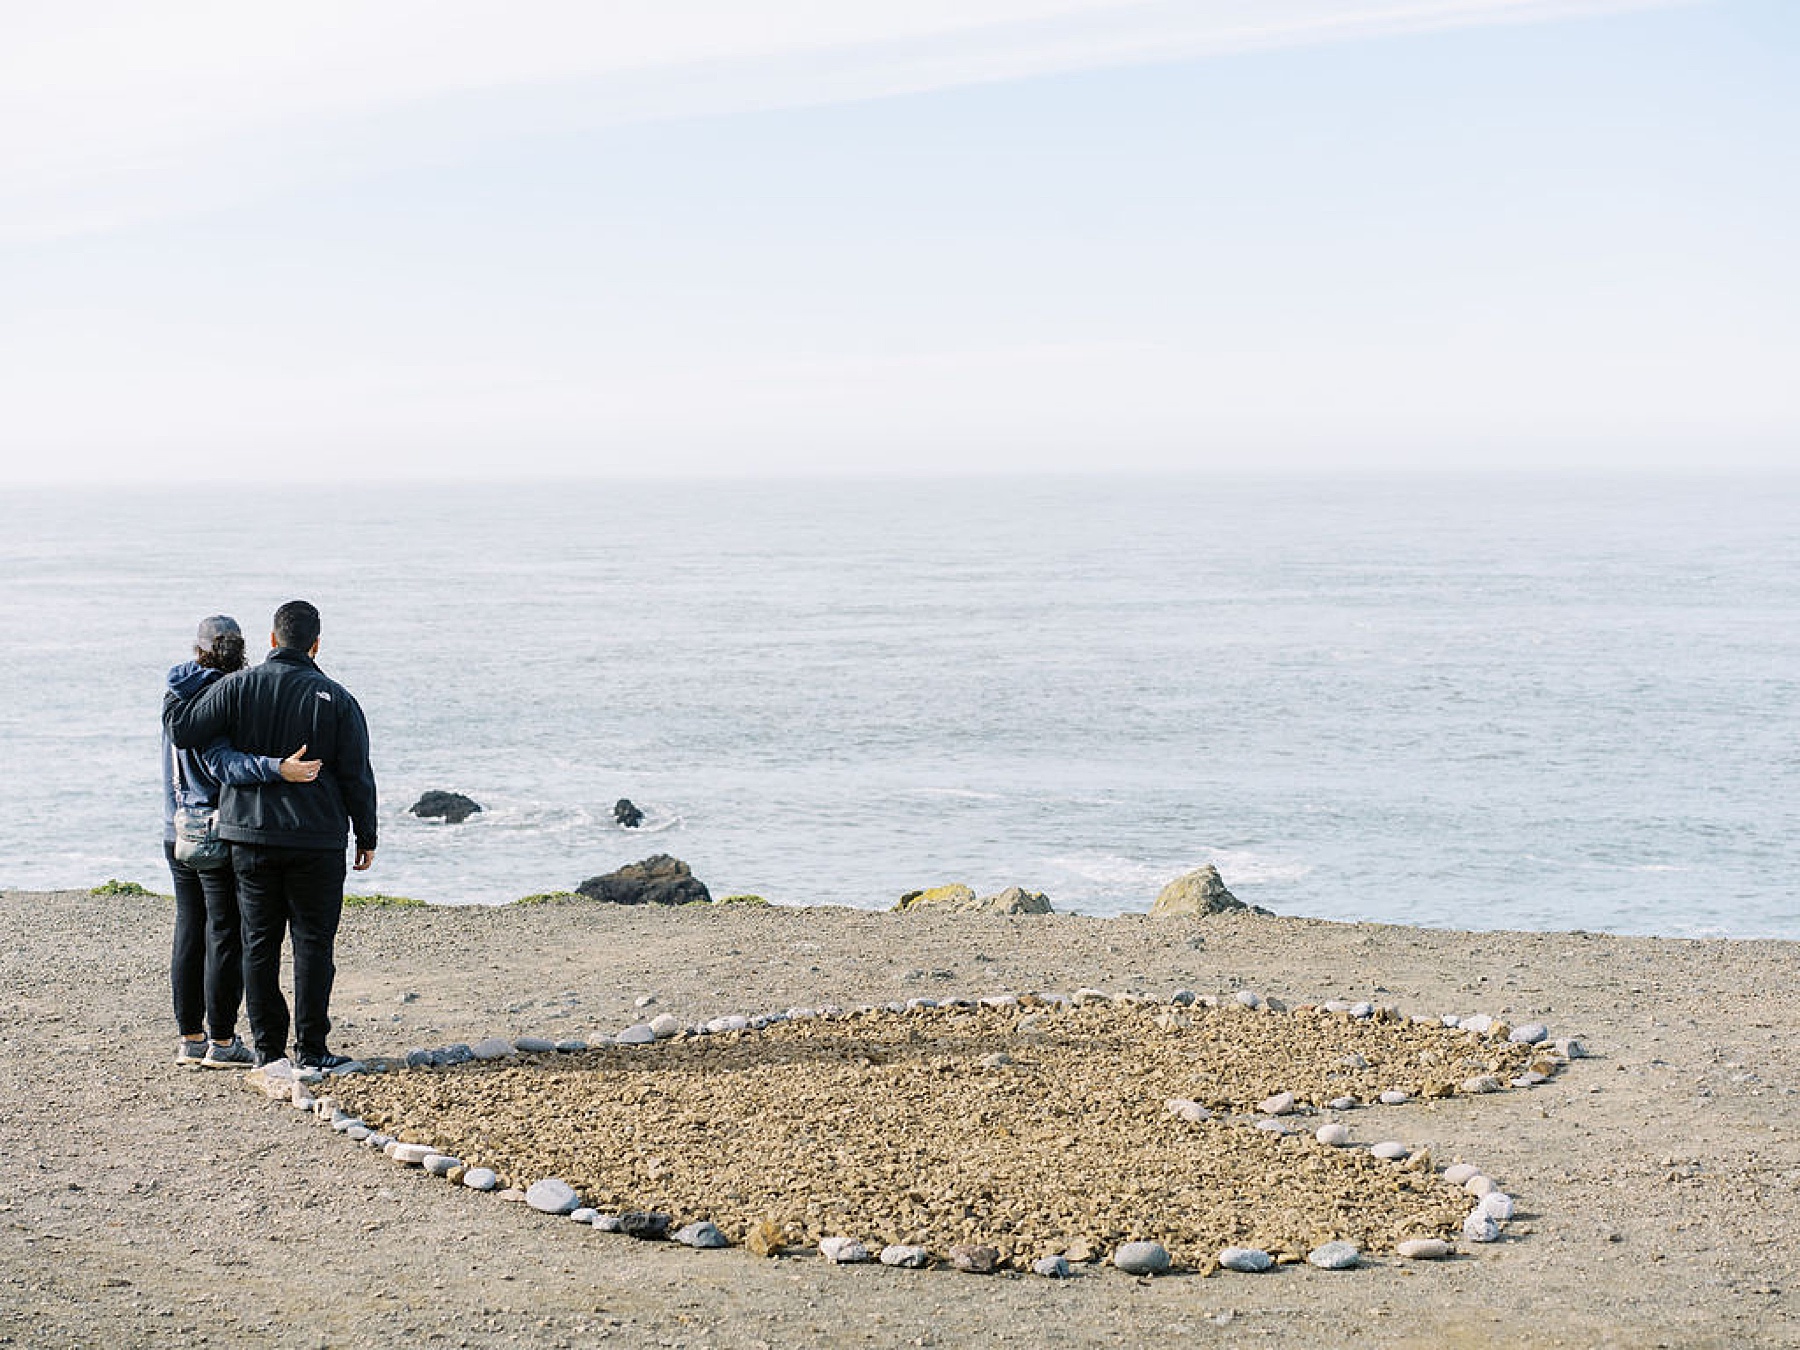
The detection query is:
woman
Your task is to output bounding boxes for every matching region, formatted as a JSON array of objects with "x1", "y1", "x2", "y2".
[{"x1": 161, "y1": 614, "x2": 318, "y2": 1068}]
